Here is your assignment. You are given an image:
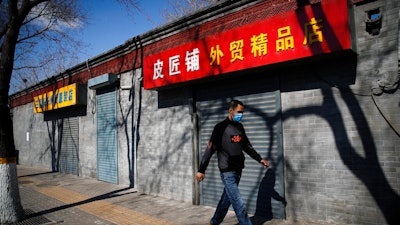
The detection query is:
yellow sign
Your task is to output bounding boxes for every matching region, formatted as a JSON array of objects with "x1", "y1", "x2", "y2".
[
  {"x1": 0, "y1": 157, "x2": 16, "y2": 164},
  {"x1": 34, "y1": 83, "x2": 78, "y2": 113}
]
